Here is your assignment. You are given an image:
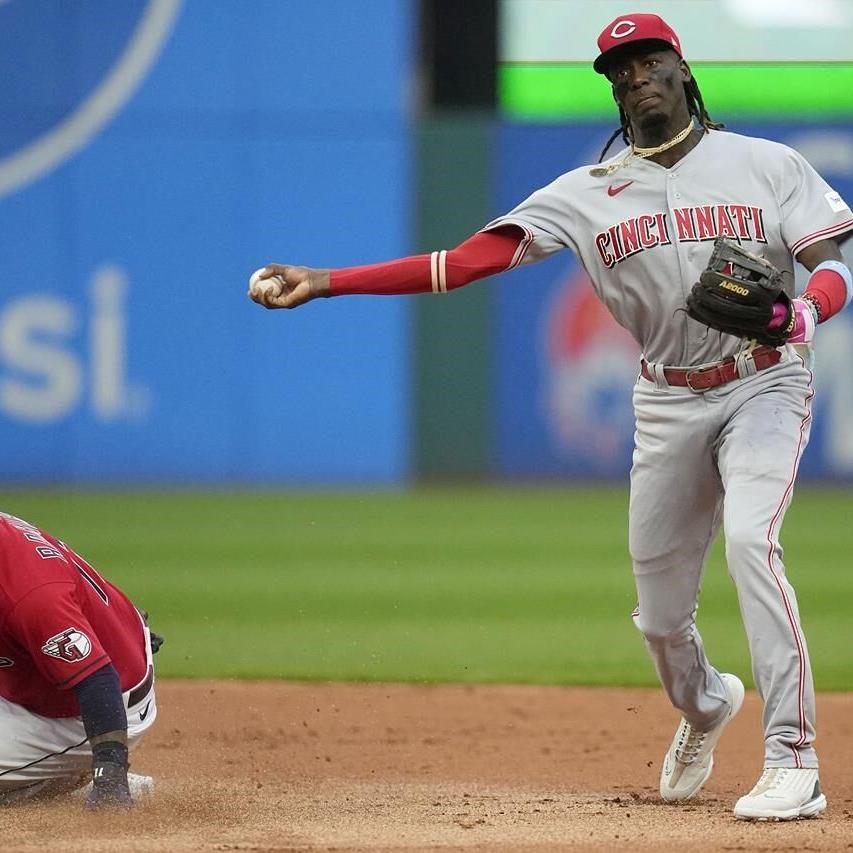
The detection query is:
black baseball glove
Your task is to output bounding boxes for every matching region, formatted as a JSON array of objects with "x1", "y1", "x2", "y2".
[{"x1": 686, "y1": 237, "x2": 792, "y2": 346}]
